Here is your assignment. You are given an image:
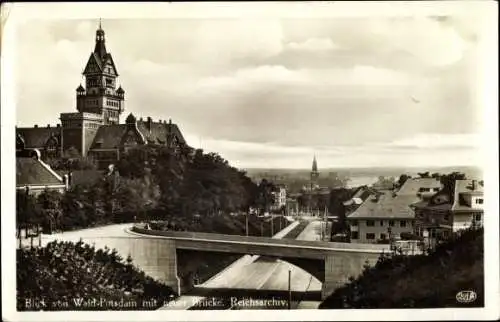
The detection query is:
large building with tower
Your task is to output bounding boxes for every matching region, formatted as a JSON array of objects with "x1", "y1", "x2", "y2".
[{"x1": 16, "y1": 22, "x2": 187, "y2": 169}]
